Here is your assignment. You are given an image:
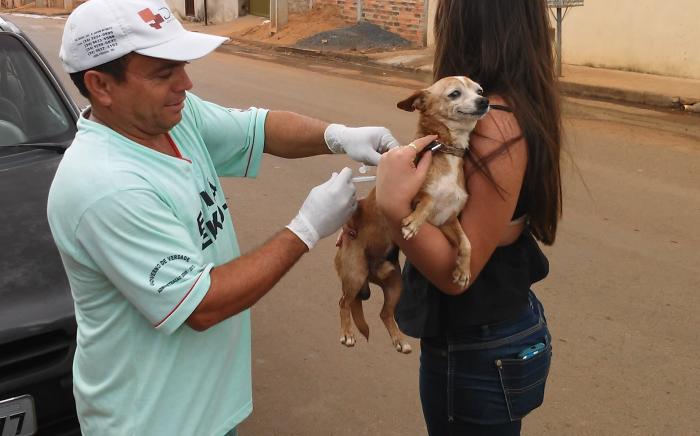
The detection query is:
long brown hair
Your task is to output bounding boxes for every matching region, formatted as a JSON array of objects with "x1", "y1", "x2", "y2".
[{"x1": 434, "y1": 0, "x2": 562, "y2": 245}]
